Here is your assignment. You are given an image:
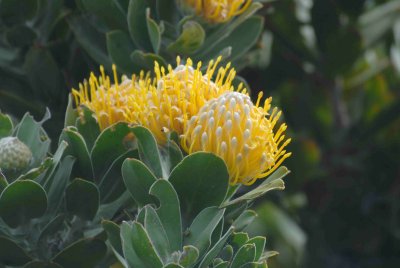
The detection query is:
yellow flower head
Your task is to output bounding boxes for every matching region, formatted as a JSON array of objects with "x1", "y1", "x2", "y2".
[
  {"x1": 72, "y1": 65, "x2": 147, "y2": 130},
  {"x1": 181, "y1": 91, "x2": 291, "y2": 185},
  {"x1": 72, "y1": 57, "x2": 237, "y2": 144},
  {"x1": 129, "y1": 56, "x2": 236, "y2": 143},
  {"x1": 185, "y1": 0, "x2": 252, "y2": 23}
]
